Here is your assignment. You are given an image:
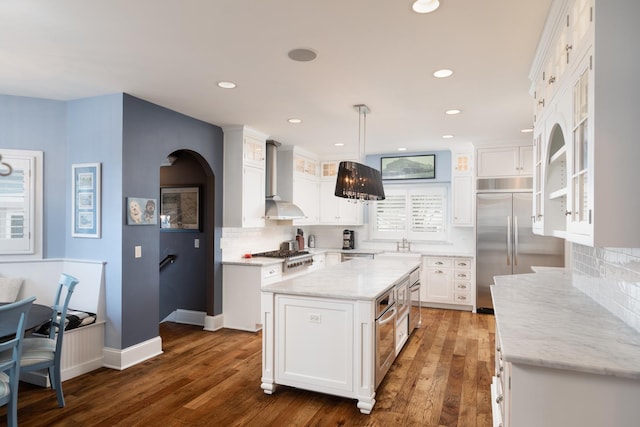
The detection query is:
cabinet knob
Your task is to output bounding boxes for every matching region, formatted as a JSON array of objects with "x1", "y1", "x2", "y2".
[
  {"x1": 548, "y1": 75, "x2": 556, "y2": 84},
  {"x1": 496, "y1": 395, "x2": 504, "y2": 404},
  {"x1": 564, "y1": 210, "x2": 572, "y2": 216},
  {"x1": 565, "y1": 44, "x2": 573, "y2": 52}
]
